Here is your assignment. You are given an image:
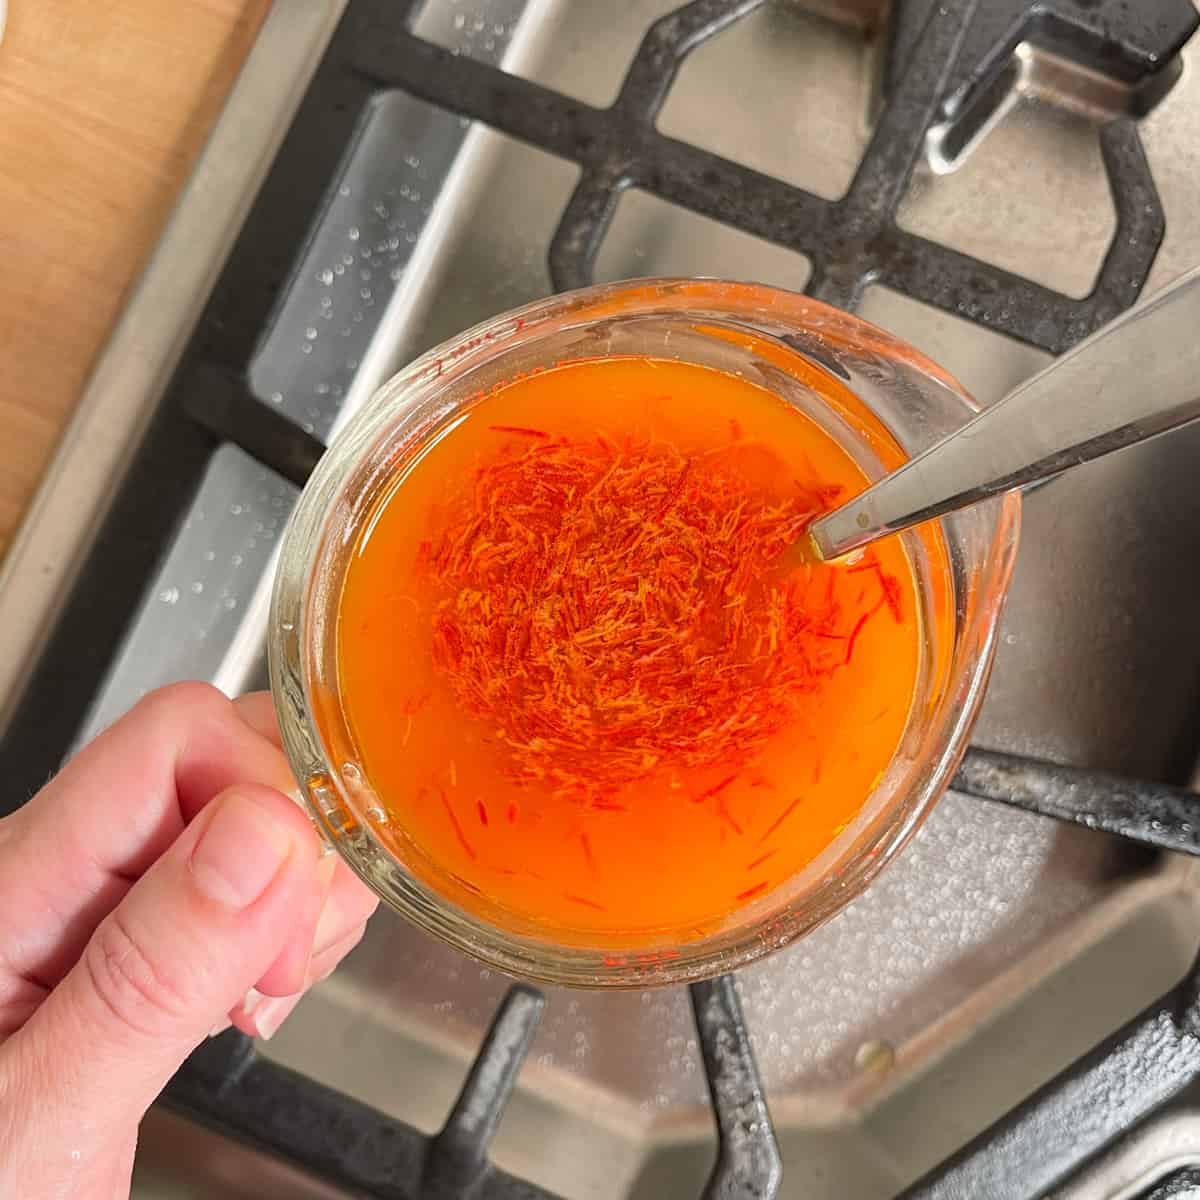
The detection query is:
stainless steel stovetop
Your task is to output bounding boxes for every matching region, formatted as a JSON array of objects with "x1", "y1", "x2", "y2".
[{"x1": 5, "y1": 2, "x2": 1200, "y2": 1197}]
